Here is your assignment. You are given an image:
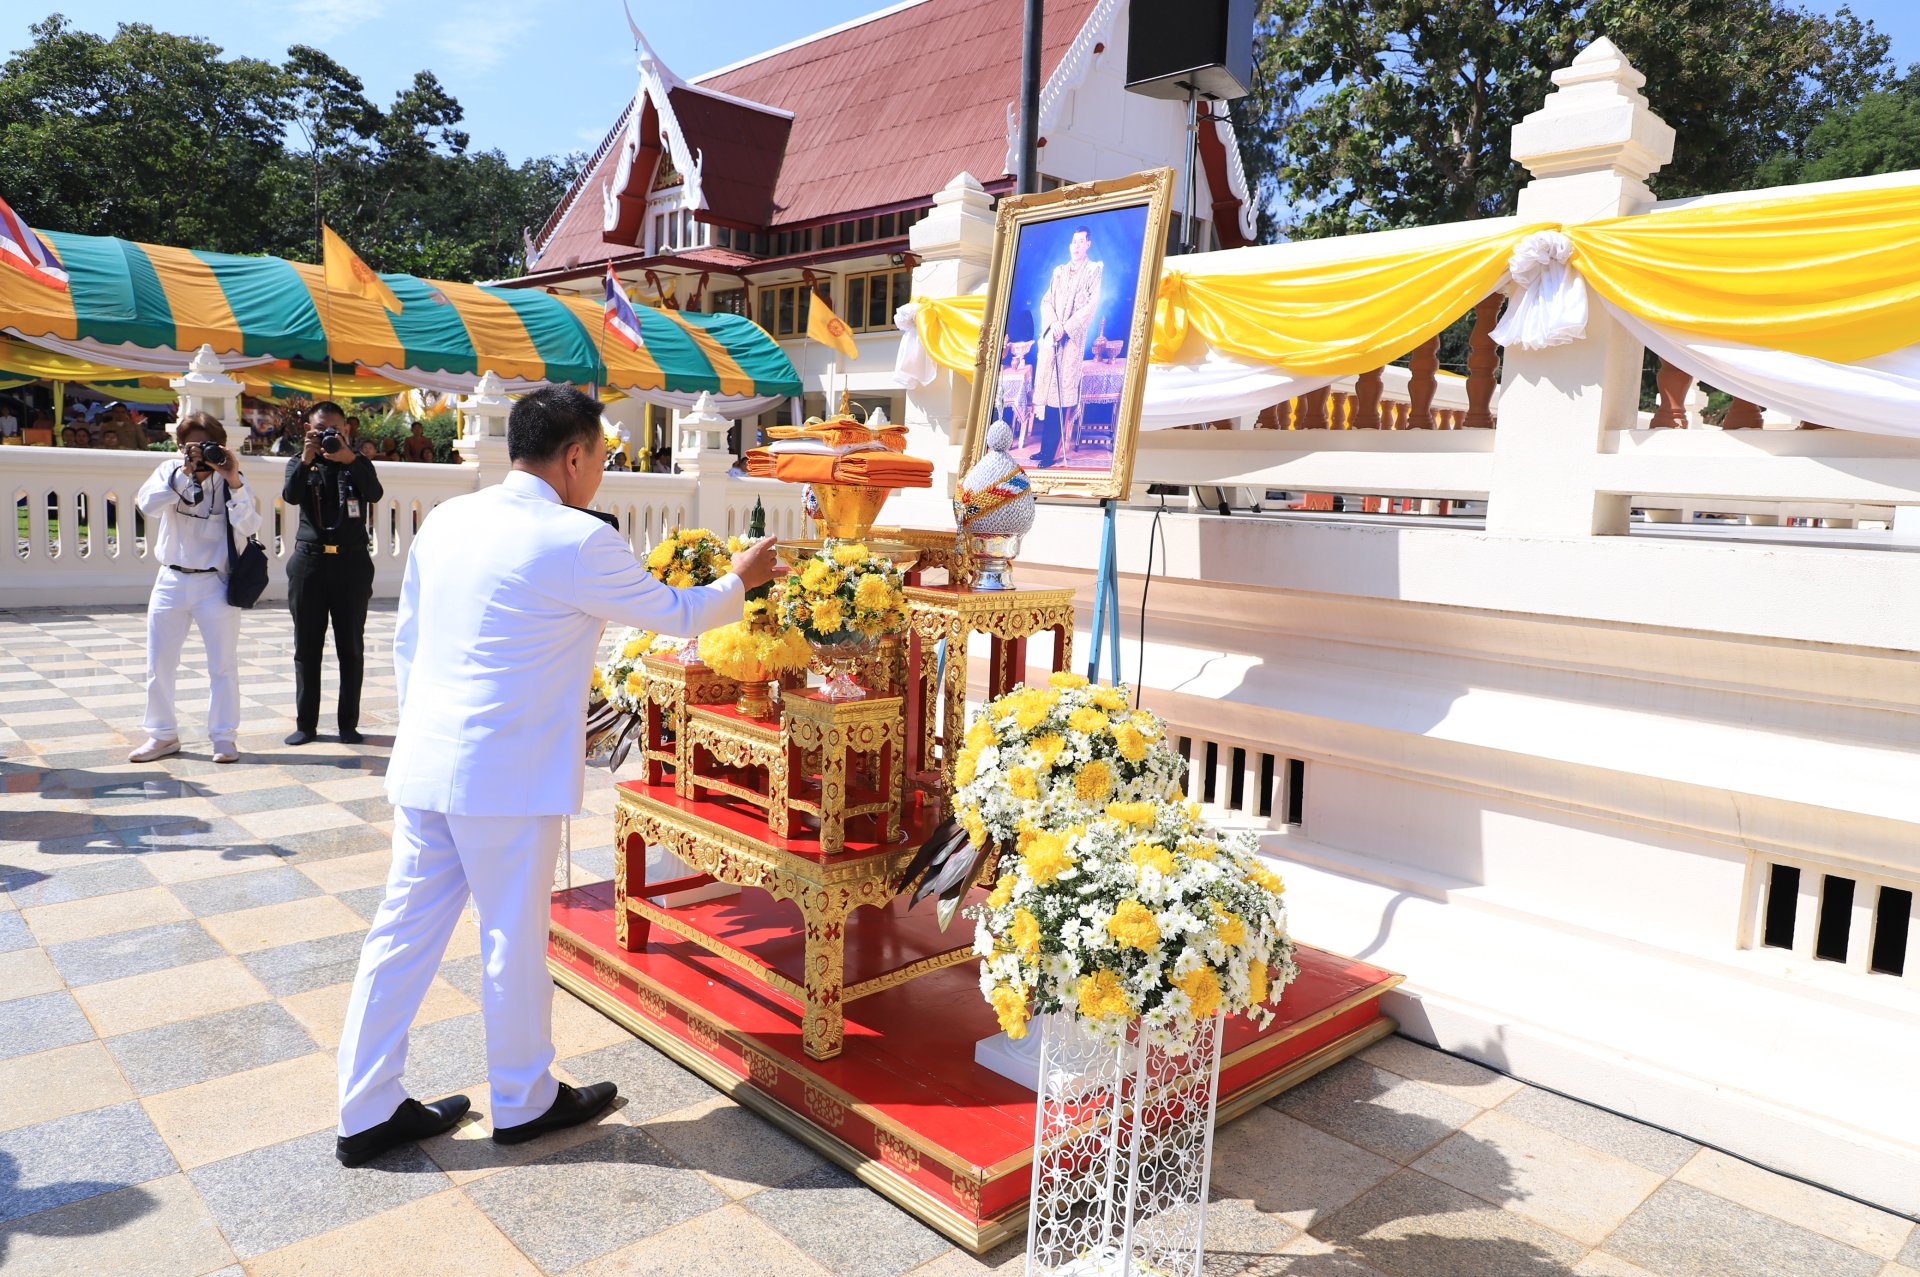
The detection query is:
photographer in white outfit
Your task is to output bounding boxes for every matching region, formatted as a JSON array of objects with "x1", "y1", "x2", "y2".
[{"x1": 128, "y1": 412, "x2": 261, "y2": 765}]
